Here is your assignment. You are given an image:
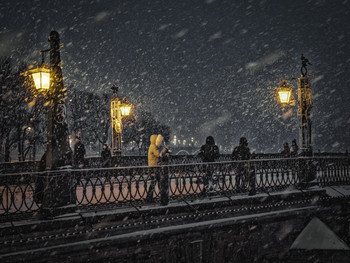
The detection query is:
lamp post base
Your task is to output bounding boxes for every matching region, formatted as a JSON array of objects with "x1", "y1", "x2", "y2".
[{"x1": 112, "y1": 151, "x2": 122, "y2": 167}]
